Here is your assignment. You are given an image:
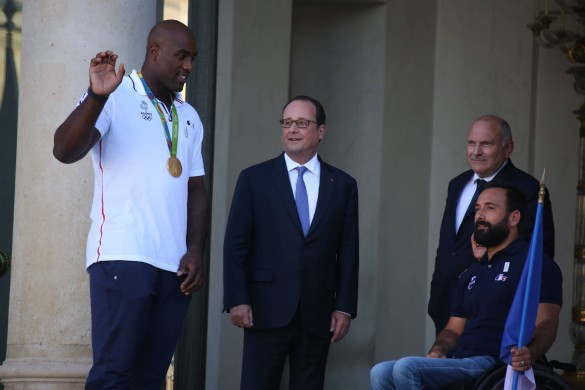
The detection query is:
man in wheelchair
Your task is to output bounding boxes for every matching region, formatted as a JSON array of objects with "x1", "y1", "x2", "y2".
[{"x1": 370, "y1": 182, "x2": 563, "y2": 390}]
